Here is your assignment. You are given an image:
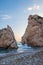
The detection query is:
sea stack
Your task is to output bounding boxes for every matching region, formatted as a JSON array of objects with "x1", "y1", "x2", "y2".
[
  {"x1": 22, "y1": 15, "x2": 43, "y2": 46},
  {"x1": 0, "y1": 25, "x2": 18, "y2": 49}
]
